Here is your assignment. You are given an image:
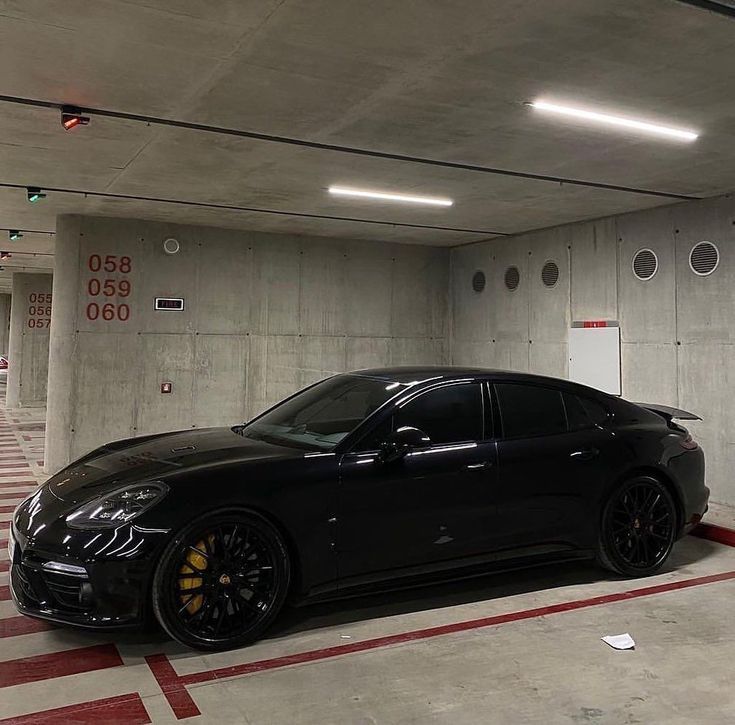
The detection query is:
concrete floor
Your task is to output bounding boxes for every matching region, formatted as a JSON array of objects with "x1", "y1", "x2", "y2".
[{"x1": 2, "y1": 386, "x2": 735, "y2": 723}]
